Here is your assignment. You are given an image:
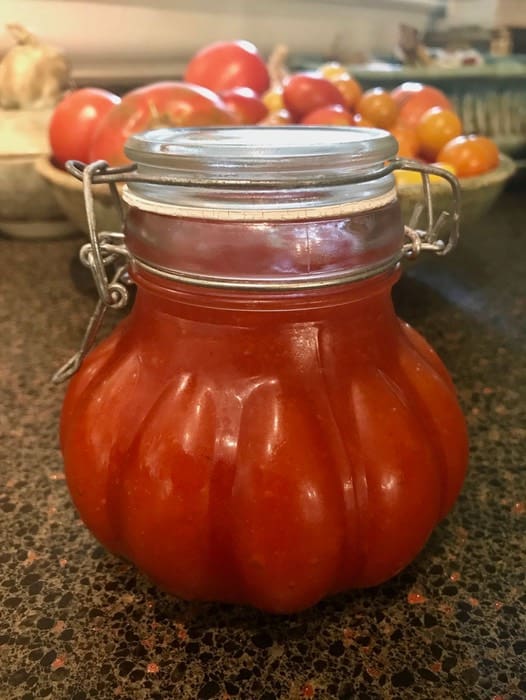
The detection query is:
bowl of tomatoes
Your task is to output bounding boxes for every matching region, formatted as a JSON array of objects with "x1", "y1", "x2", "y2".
[{"x1": 38, "y1": 41, "x2": 516, "y2": 236}]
